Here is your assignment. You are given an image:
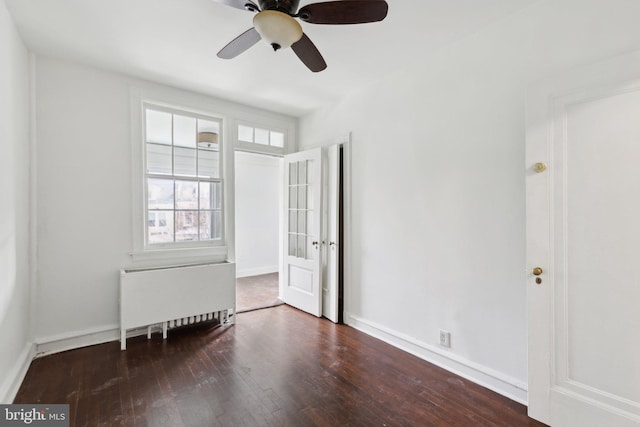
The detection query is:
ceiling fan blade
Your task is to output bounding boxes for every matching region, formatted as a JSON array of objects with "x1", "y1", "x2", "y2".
[
  {"x1": 211, "y1": 0, "x2": 260, "y2": 13},
  {"x1": 298, "y1": 0, "x2": 388, "y2": 24},
  {"x1": 291, "y1": 33, "x2": 327, "y2": 72},
  {"x1": 217, "y1": 28, "x2": 262, "y2": 59}
]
